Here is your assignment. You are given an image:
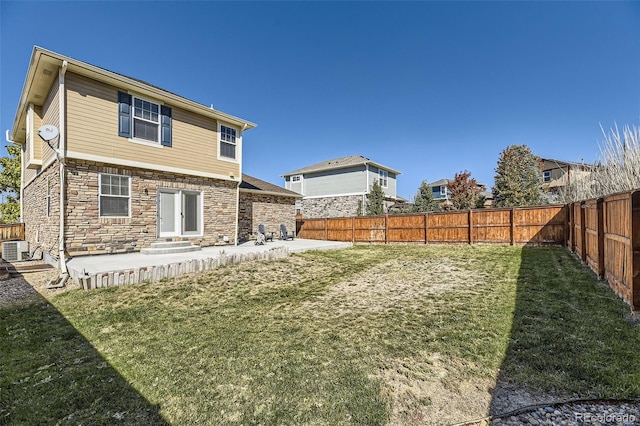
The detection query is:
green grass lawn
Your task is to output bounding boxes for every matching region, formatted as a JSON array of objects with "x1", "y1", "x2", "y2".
[{"x1": 1, "y1": 245, "x2": 639, "y2": 425}]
